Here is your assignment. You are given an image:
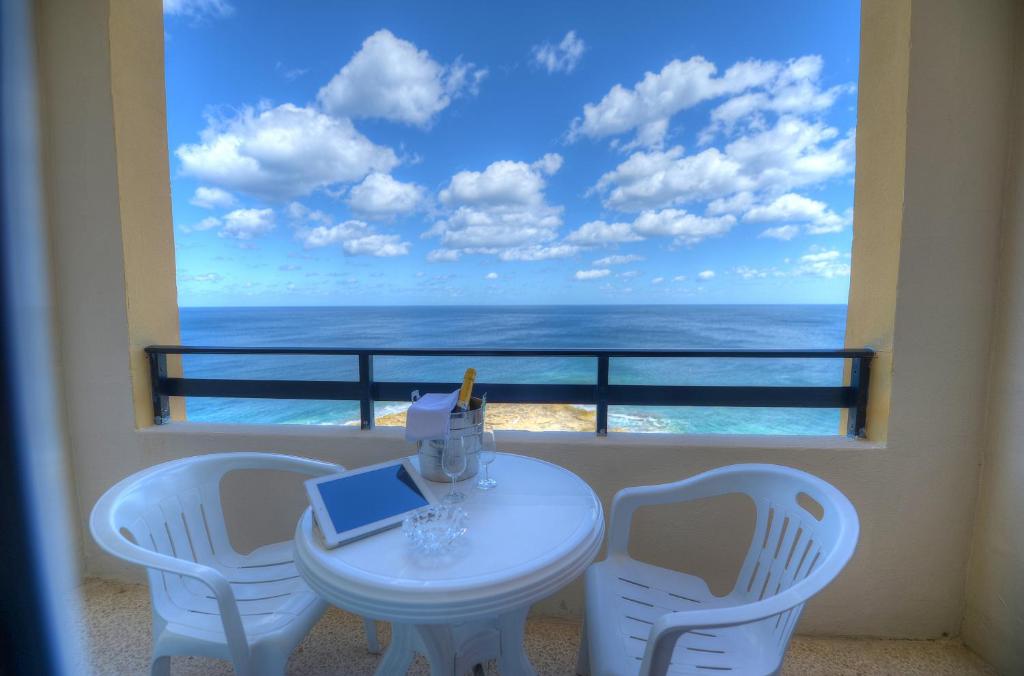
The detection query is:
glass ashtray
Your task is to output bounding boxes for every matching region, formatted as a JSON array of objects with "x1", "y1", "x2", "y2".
[{"x1": 402, "y1": 504, "x2": 468, "y2": 556}]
